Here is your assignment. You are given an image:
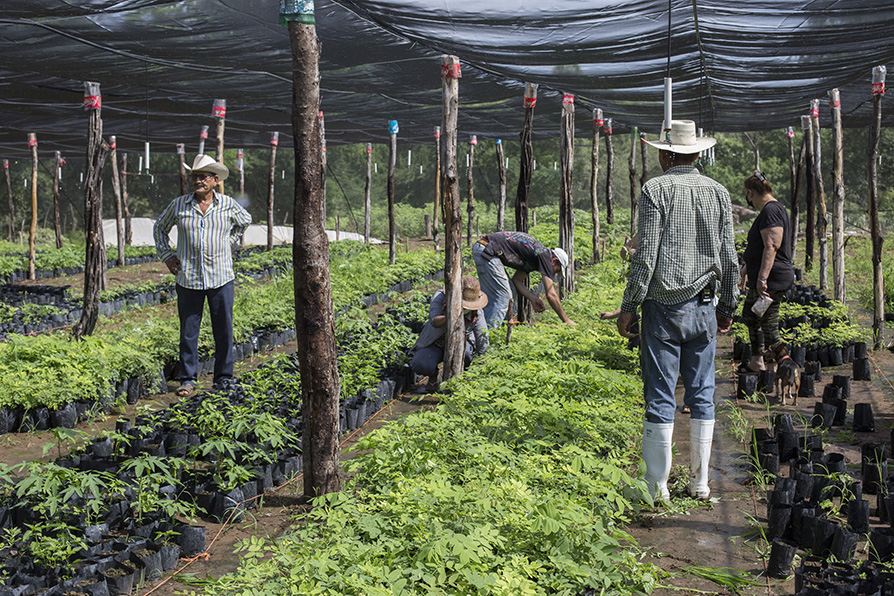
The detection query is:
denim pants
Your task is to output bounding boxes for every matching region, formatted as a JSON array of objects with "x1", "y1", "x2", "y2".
[
  {"x1": 176, "y1": 281, "x2": 235, "y2": 385},
  {"x1": 472, "y1": 242, "x2": 513, "y2": 328},
  {"x1": 410, "y1": 342, "x2": 474, "y2": 379},
  {"x1": 640, "y1": 297, "x2": 717, "y2": 423}
]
